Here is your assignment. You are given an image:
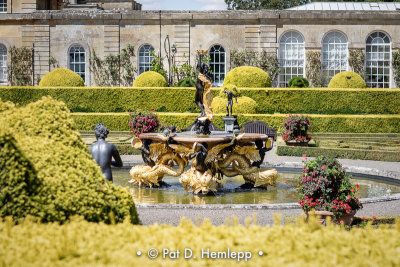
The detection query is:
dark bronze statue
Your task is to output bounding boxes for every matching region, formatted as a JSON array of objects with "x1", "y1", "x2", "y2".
[
  {"x1": 91, "y1": 123, "x2": 123, "y2": 182},
  {"x1": 189, "y1": 142, "x2": 209, "y2": 173},
  {"x1": 195, "y1": 53, "x2": 212, "y2": 118},
  {"x1": 223, "y1": 90, "x2": 238, "y2": 117}
]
